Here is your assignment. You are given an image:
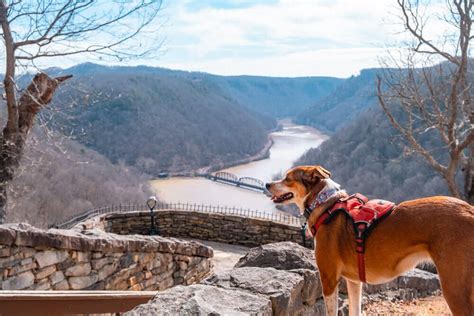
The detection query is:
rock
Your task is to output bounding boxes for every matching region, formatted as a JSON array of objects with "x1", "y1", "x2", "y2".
[
  {"x1": 49, "y1": 271, "x2": 65, "y2": 285},
  {"x1": 0, "y1": 247, "x2": 11, "y2": 258},
  {"x1": 206, "y1": 266, "x2": 312, "y2": 316},
  {"x1": 33, "y1": 279, "x2": 51, "y2": 290},
  {"x1": 235, "y1": 241, "x2": 316, "y2": 271},
  {"x1": 91, "y1": 252, "x2": 103, "y2": 259},
  {"x1": 35, "y1": 265, "x2": 57, "y2": 280},
  {"x1": 97, "y1": 263, "x2": 118, "y2": 280},
  {"x1": 34, "y1": 250, "x2": 68, "y2": 268},
  {"x1": 91, "y1": 257, "x2": 113, "y2": 270},
  {"x1": 125, "y1": 284, "x2": 272, "y2": 316},
  {"x1": 232, "y1": 267, "x2": 310, "y2": 316},
  {"x1": 0, "y1": 226, "x2": 16, "y2": 246},
  {"x1": 290, "y1": 268, "x2": 323, "y2": 304},
  {"x1": 68, "y1": 274, "x2": 99, "y2": 290},
  {"x1": 72, "y1": 251, "x2": 89, "y2": 263},
  {"x1": 354, "y1": 269, "x2": 440, "y2": 296},
  {"x1": 65, "y1": 263, "x2": 91, "y2": 277},
  {"x1": 416, "y1": 262, "x2": 437, "y2": 274},
  {"x1": 53, "y1": 279, "x2": 69, "y2": 290},
  {"x1": 8, "y1": 260, "x2": 36, "y2": 277},
  {"x1": 396, "y1": 269, "x2": 440, "y2": 294},
  {"x1": 2, "y1": 271, "x2": 34, "y2": 290}
]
